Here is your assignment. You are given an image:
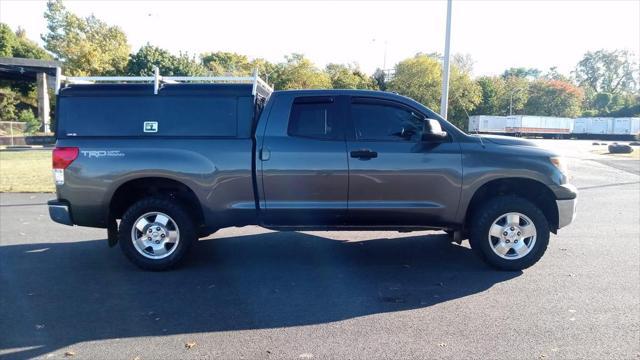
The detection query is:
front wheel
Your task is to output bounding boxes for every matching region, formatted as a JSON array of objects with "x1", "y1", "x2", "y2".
[
  {"x1": 119, "y1": 197, "x2": 196, "y2": 270},
  {"x1": 469, "y1": 196, "x2": 550, "y2": 271}
]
